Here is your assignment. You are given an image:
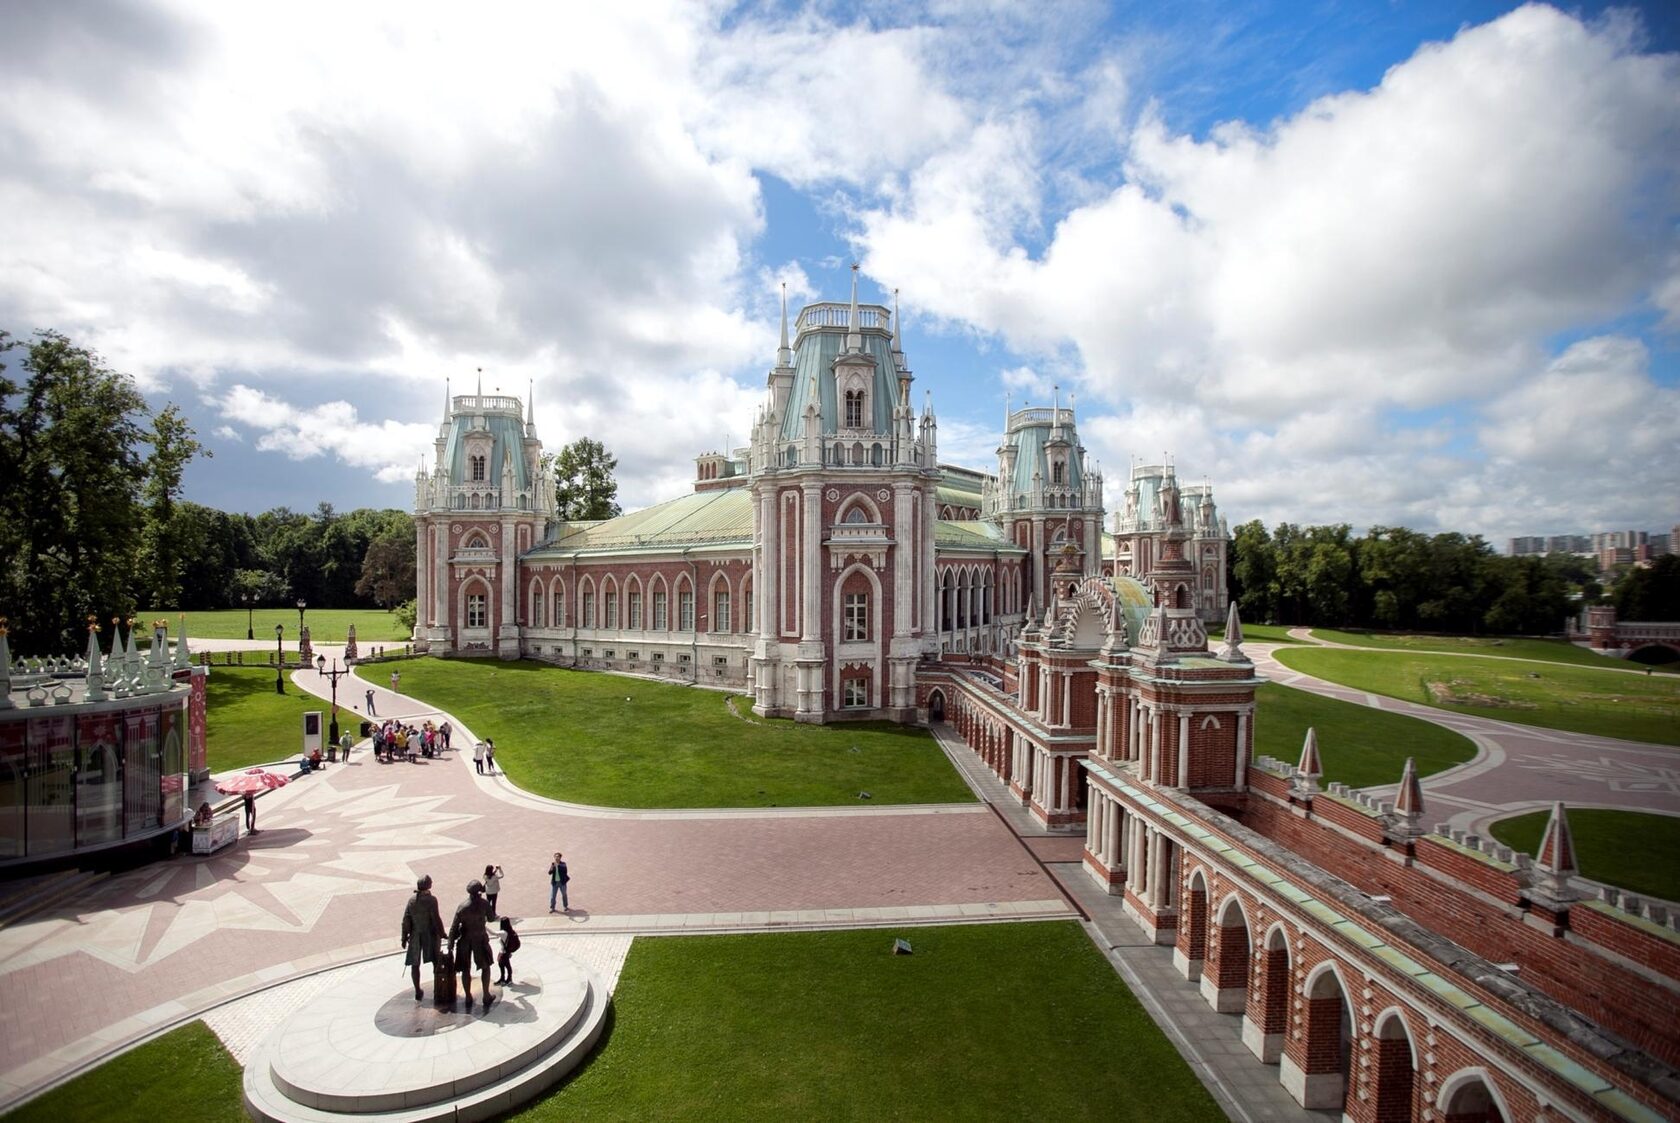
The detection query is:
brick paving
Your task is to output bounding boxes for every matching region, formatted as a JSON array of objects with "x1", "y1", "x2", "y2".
[{"x1": 0, "y1": 652, "x2": 1070, "y2": 1110}]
